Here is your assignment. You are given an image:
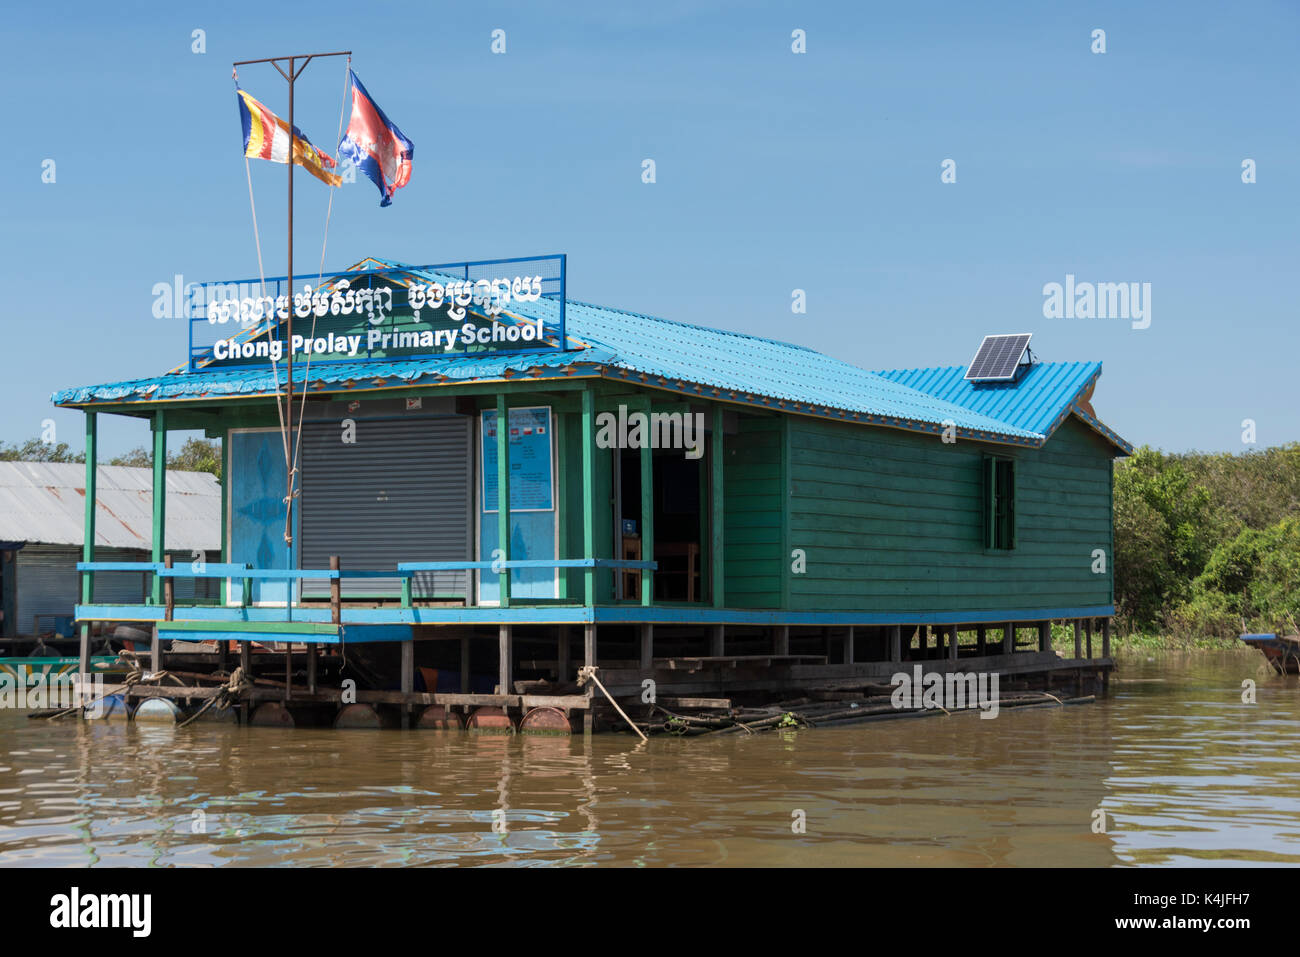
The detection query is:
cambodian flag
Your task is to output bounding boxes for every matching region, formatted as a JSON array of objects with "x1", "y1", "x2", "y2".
[{"x1": 338, "y1": 71, "x2": 413, "y2": 207}]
